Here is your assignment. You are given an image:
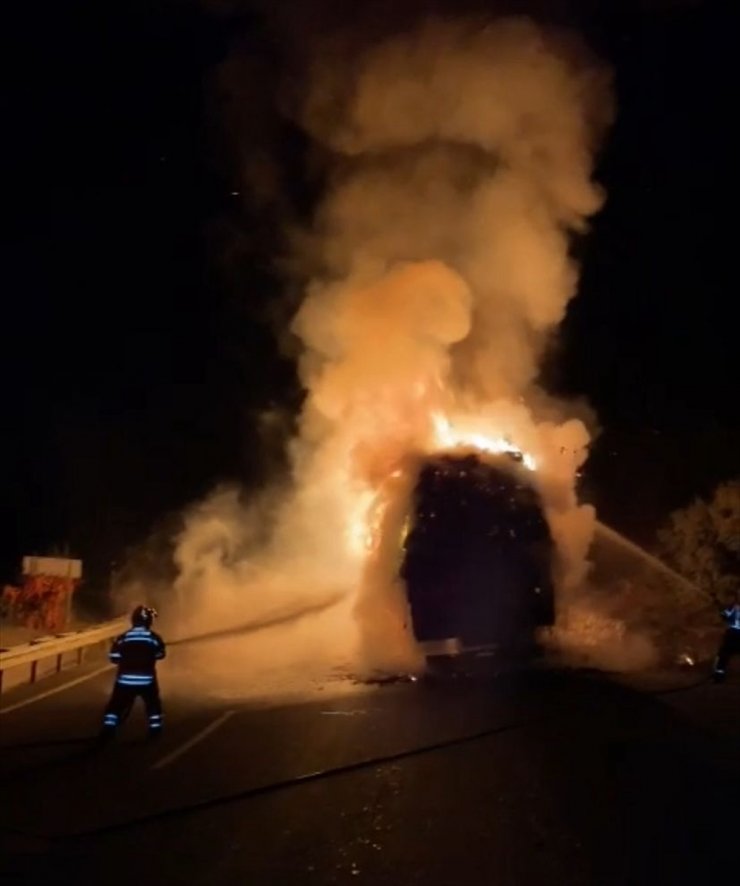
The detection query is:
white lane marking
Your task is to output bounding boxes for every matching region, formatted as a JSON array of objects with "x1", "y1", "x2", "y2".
[
  {"x1": 151, "y1": 710, "x2": 235, "y2": 771},
  {"x1": 0, "y1": 665, "x2": 113, "y2": 715}
]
